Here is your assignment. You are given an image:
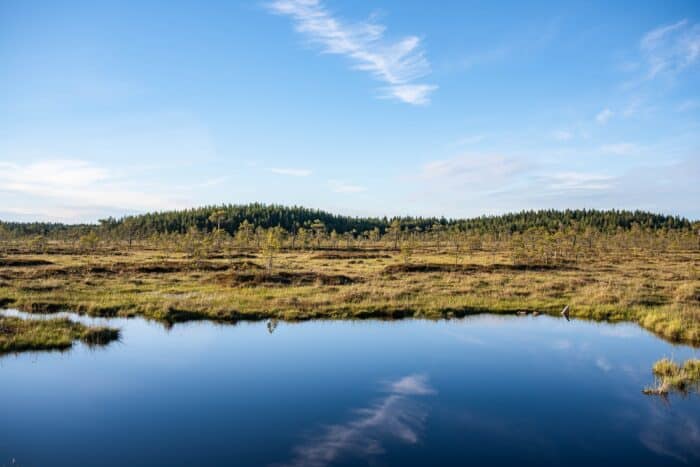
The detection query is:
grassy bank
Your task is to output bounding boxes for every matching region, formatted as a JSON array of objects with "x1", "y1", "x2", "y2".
[
  {"x1": 0, "y1": 244, "x2": 698, "y2": 348},
  {"x1": 0, "y1": 315, "x2": 120, "y2": 354}
]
